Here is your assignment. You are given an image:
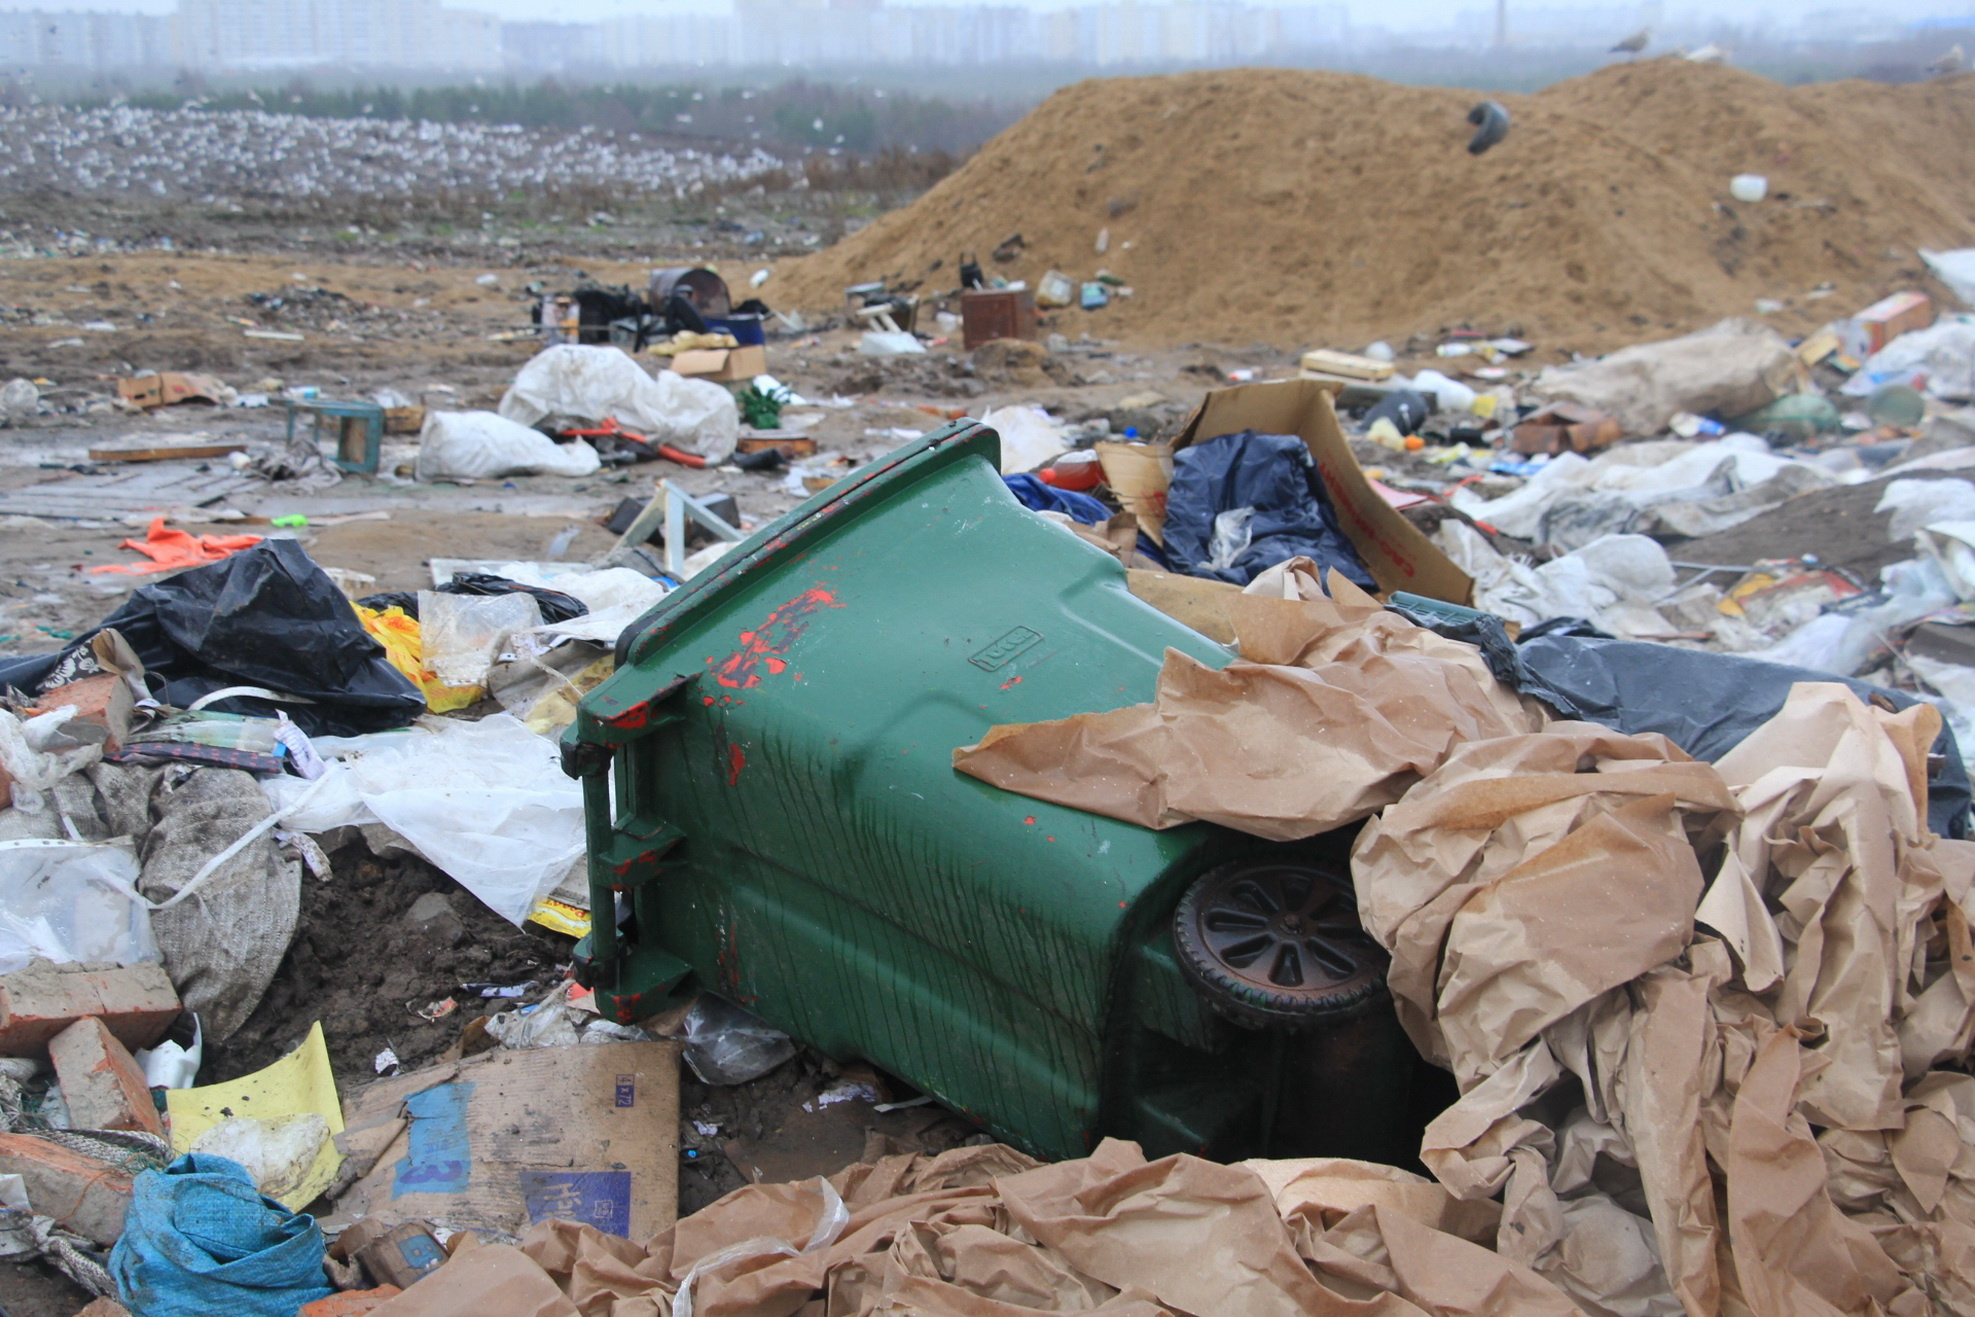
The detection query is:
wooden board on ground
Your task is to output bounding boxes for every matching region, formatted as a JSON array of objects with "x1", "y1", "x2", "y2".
[
  {"x1": 328, "y1": 1041, "x2": 679, "y2": 1243},
  {"x1": 88, "y1": 440, "x2": 249, "y2": 464},
  {"x1": 737, "y1": 432, "x2": 817, "y2": 458}
]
